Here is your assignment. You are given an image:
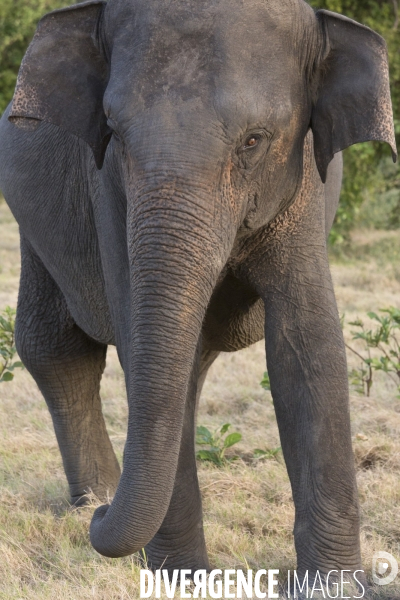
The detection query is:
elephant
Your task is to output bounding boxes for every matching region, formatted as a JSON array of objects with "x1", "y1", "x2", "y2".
[{"x1": 0, "y1": 0, "x2": 397, "y2": 582}]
